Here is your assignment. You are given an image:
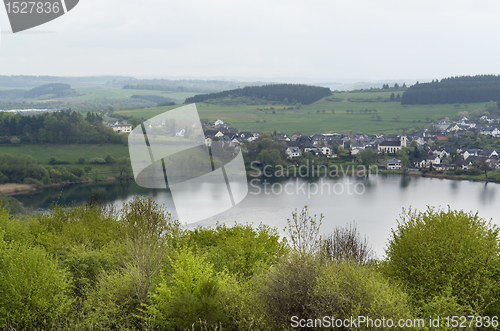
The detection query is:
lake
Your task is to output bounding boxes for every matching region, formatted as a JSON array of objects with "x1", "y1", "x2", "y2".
[{"x1": 13, "y1": 174, "x2": 500, "y2": 257}]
